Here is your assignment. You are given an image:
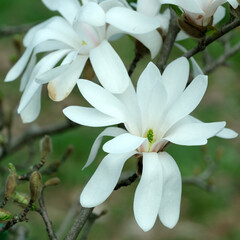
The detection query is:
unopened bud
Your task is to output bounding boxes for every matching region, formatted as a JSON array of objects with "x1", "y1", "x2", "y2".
[
  {"x1": 29, "y1": 171, "x2": 42, "y2": 202},
  {"x1": 12, "y1": 192, "x2": 36, "y2": 211},
  {"x1": 0, "y1": 208, "x2": 12, "y2": 223},
  {"x1": 178, "y1": 14, "x2": 210, "y2": 39},
  {"x1": 5, "y1": 174, "x2": 17, "y2": 199},
  {"x1": 8, "y1": 163, "x2": 17, "y2": 175},
  {"x1": 40, "y1": 135, "x2": 52, "y2": 159},
  {"x1": 44, "y1": 177, "x2": 61, "y2": 187}
]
